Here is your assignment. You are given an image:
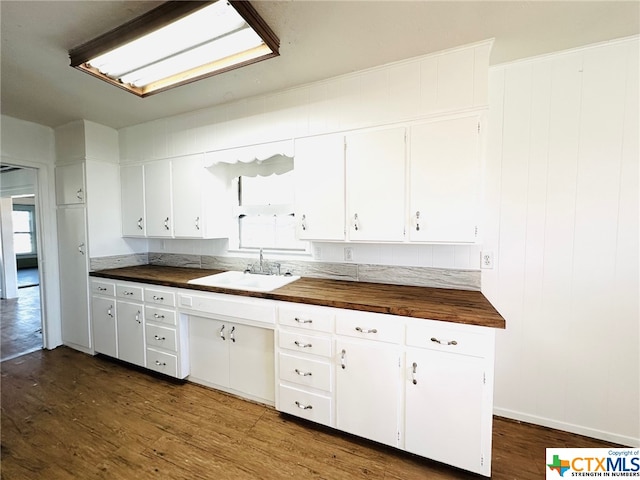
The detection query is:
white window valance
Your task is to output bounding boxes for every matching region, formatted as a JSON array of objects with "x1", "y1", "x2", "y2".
[{"x1": 204, "y1": 139, "x2": 294, "y2": 177}]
